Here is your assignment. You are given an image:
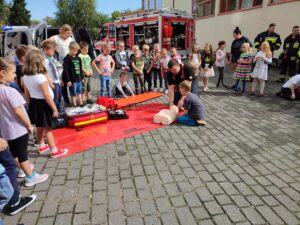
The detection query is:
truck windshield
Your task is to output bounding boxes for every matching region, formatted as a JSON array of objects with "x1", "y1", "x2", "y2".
[{"x1": 99, "y1": 27, "x2": 107, "y2": 39}]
